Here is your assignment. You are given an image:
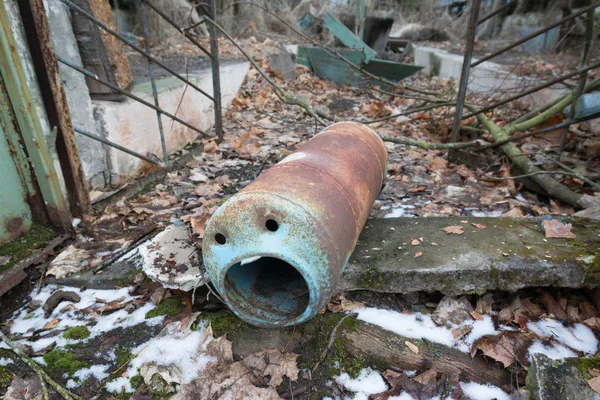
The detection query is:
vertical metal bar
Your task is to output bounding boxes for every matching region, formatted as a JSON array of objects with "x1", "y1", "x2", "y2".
[
  {"x1": 355, "y1": 0, "x2": 366, "y2": 41},
  {"x1": 140, "y1": 1, "x2": 168, "y2": 166},
  {"x1": 449, "y1": 0, "x2": 481, "y2": 160},
  {"x1": 208, "y1": 0, "x2": 223, "y2": 143},
  {"x1": 558, "y1": 9, "x2": 595, "y2": 158}
]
